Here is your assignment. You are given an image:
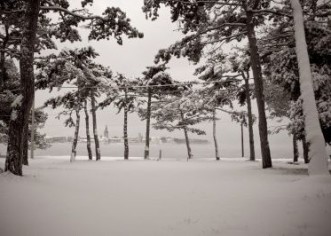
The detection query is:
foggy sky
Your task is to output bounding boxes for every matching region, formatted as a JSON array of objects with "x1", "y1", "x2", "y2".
[{"x1": 36, "y1": 0, "x2": 296, "y2": 159}]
